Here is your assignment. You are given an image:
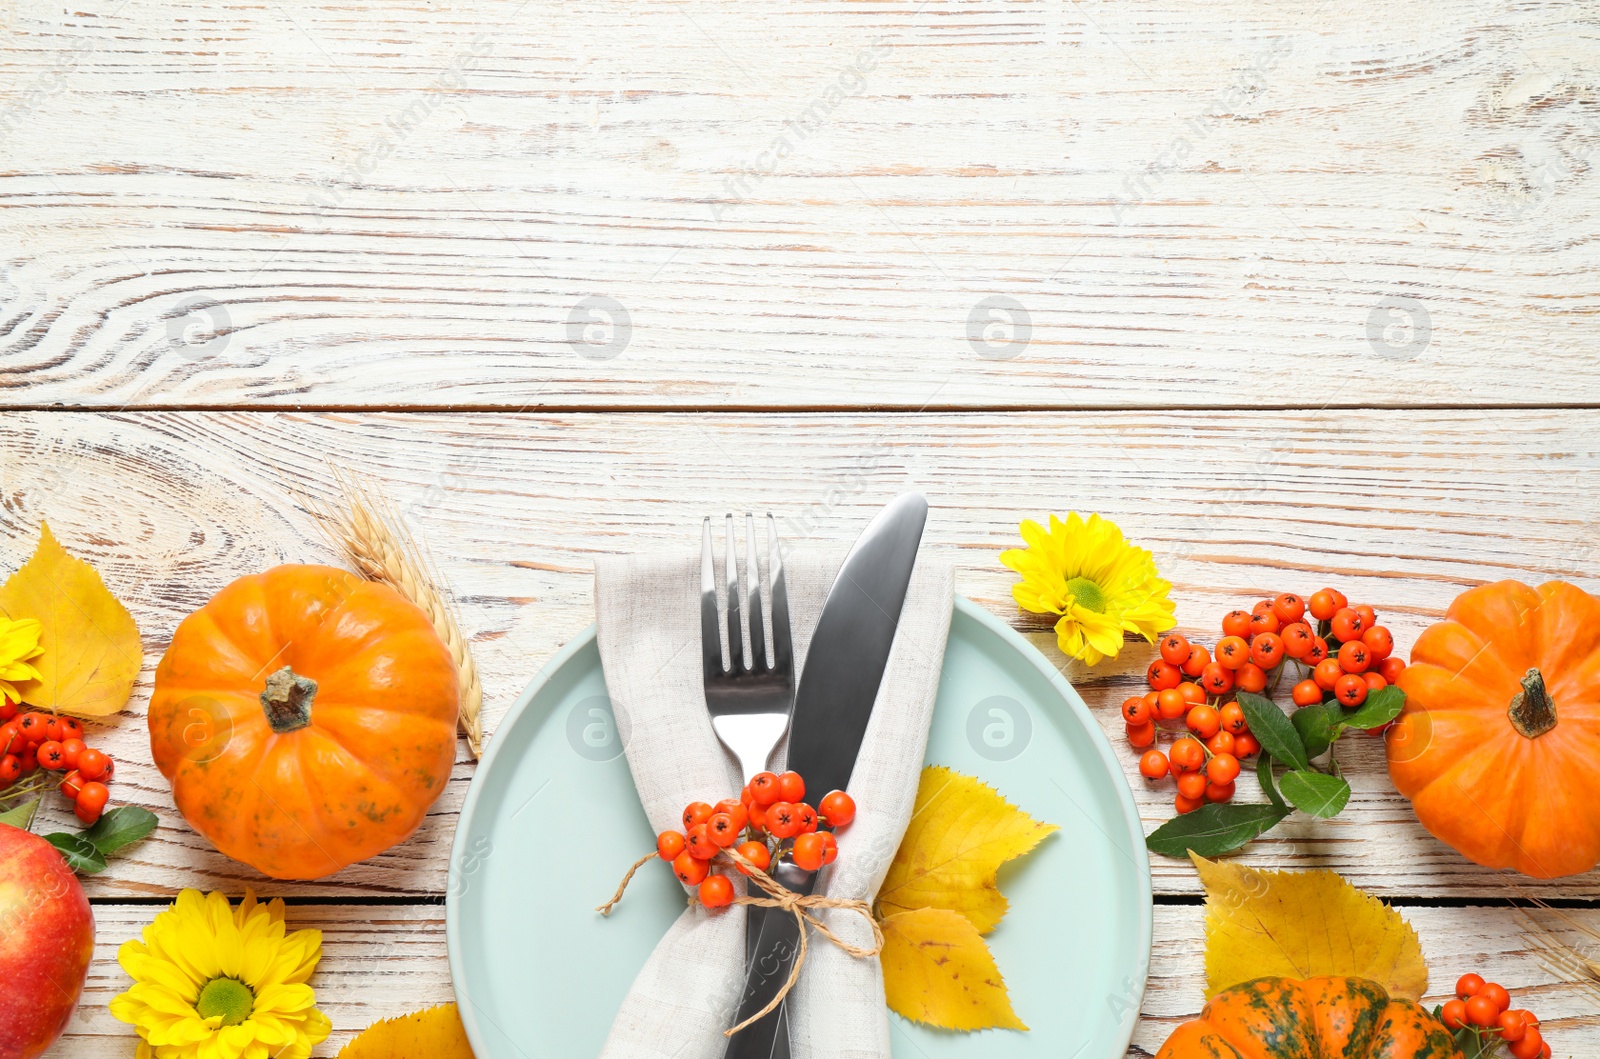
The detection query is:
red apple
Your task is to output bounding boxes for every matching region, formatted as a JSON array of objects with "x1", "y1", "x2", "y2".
[{"x1": 0, "y1": 823, "x2": 94, "y2": 1059}]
